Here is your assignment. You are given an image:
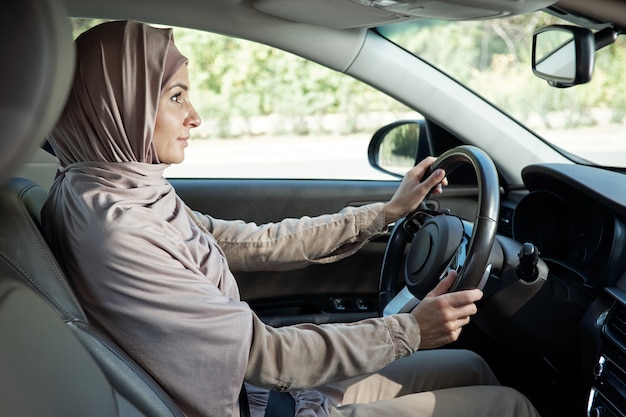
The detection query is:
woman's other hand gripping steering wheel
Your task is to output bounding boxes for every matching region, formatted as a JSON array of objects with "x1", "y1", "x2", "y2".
[{"x1": 410, "y1": 270, "x2": 483, "y2": 349}]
